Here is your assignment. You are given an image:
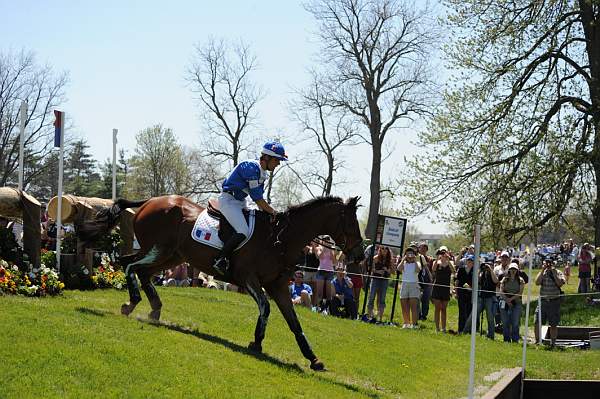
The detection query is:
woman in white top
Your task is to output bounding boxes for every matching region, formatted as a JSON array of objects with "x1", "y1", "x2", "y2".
[{"x1": 397, "y1": 247, "x2": 422, "y2": 328}]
